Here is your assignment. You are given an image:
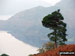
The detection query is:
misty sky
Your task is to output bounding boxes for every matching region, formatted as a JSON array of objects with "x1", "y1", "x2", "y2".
[
  {"x1": 0, "y1": 0, "x2": 61, "y2": 20},
  {"x1": 0, "y1": 0, "x2": 60, "y2": 15}
]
